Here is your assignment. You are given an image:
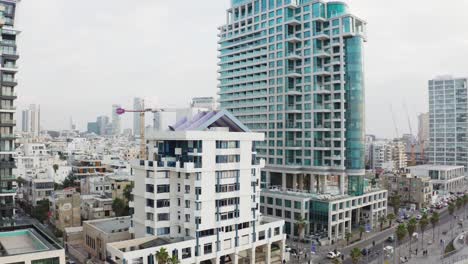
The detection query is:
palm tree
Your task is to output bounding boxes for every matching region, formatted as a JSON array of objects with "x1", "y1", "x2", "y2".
[
  {"x1": 387, "y1": 213, "x2": 396, "y2": 227},
  {"x1": 419, "y1": 214, "x2": 429, "y2": 248},
  {"x1": 350, "y1": 247, "x2": 362, "y2": 264},
  {"x1": 358, "y1": 225, "x2": 365, "y2": 240},
  {"x1": 396, "y1": 224, "x2": 407, "y2": 260},
  {"x1": 296, "y1": 215, "x2": 308, "y2": 240},
  {"x1": 345, "y1": 232, "x2": 353, "y2": 245},
  {"x1": 430, "y1": 212, "x2": 440, "y2": 241},
  {"x1": 155, "y1": 247, "x2": 170, "y2": 264},
  {"x1": 378, "y1": 215, "x2": 387, "y2": 231},
  {"x1": 463, "y1": 194, "x2": 468, "y2": 219},
  {"x1": 169, "y1": 255, "x2": 180, "y2": 264},
  {"x1": 448, "y1": 202, "x2": 456, "y2": 237},
  {"x1": 407, "y1": 217, "x2": 417, "y2": 257},
  {"x1": 389, "y1": 195, "x2": 401, "y2": 215}
]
